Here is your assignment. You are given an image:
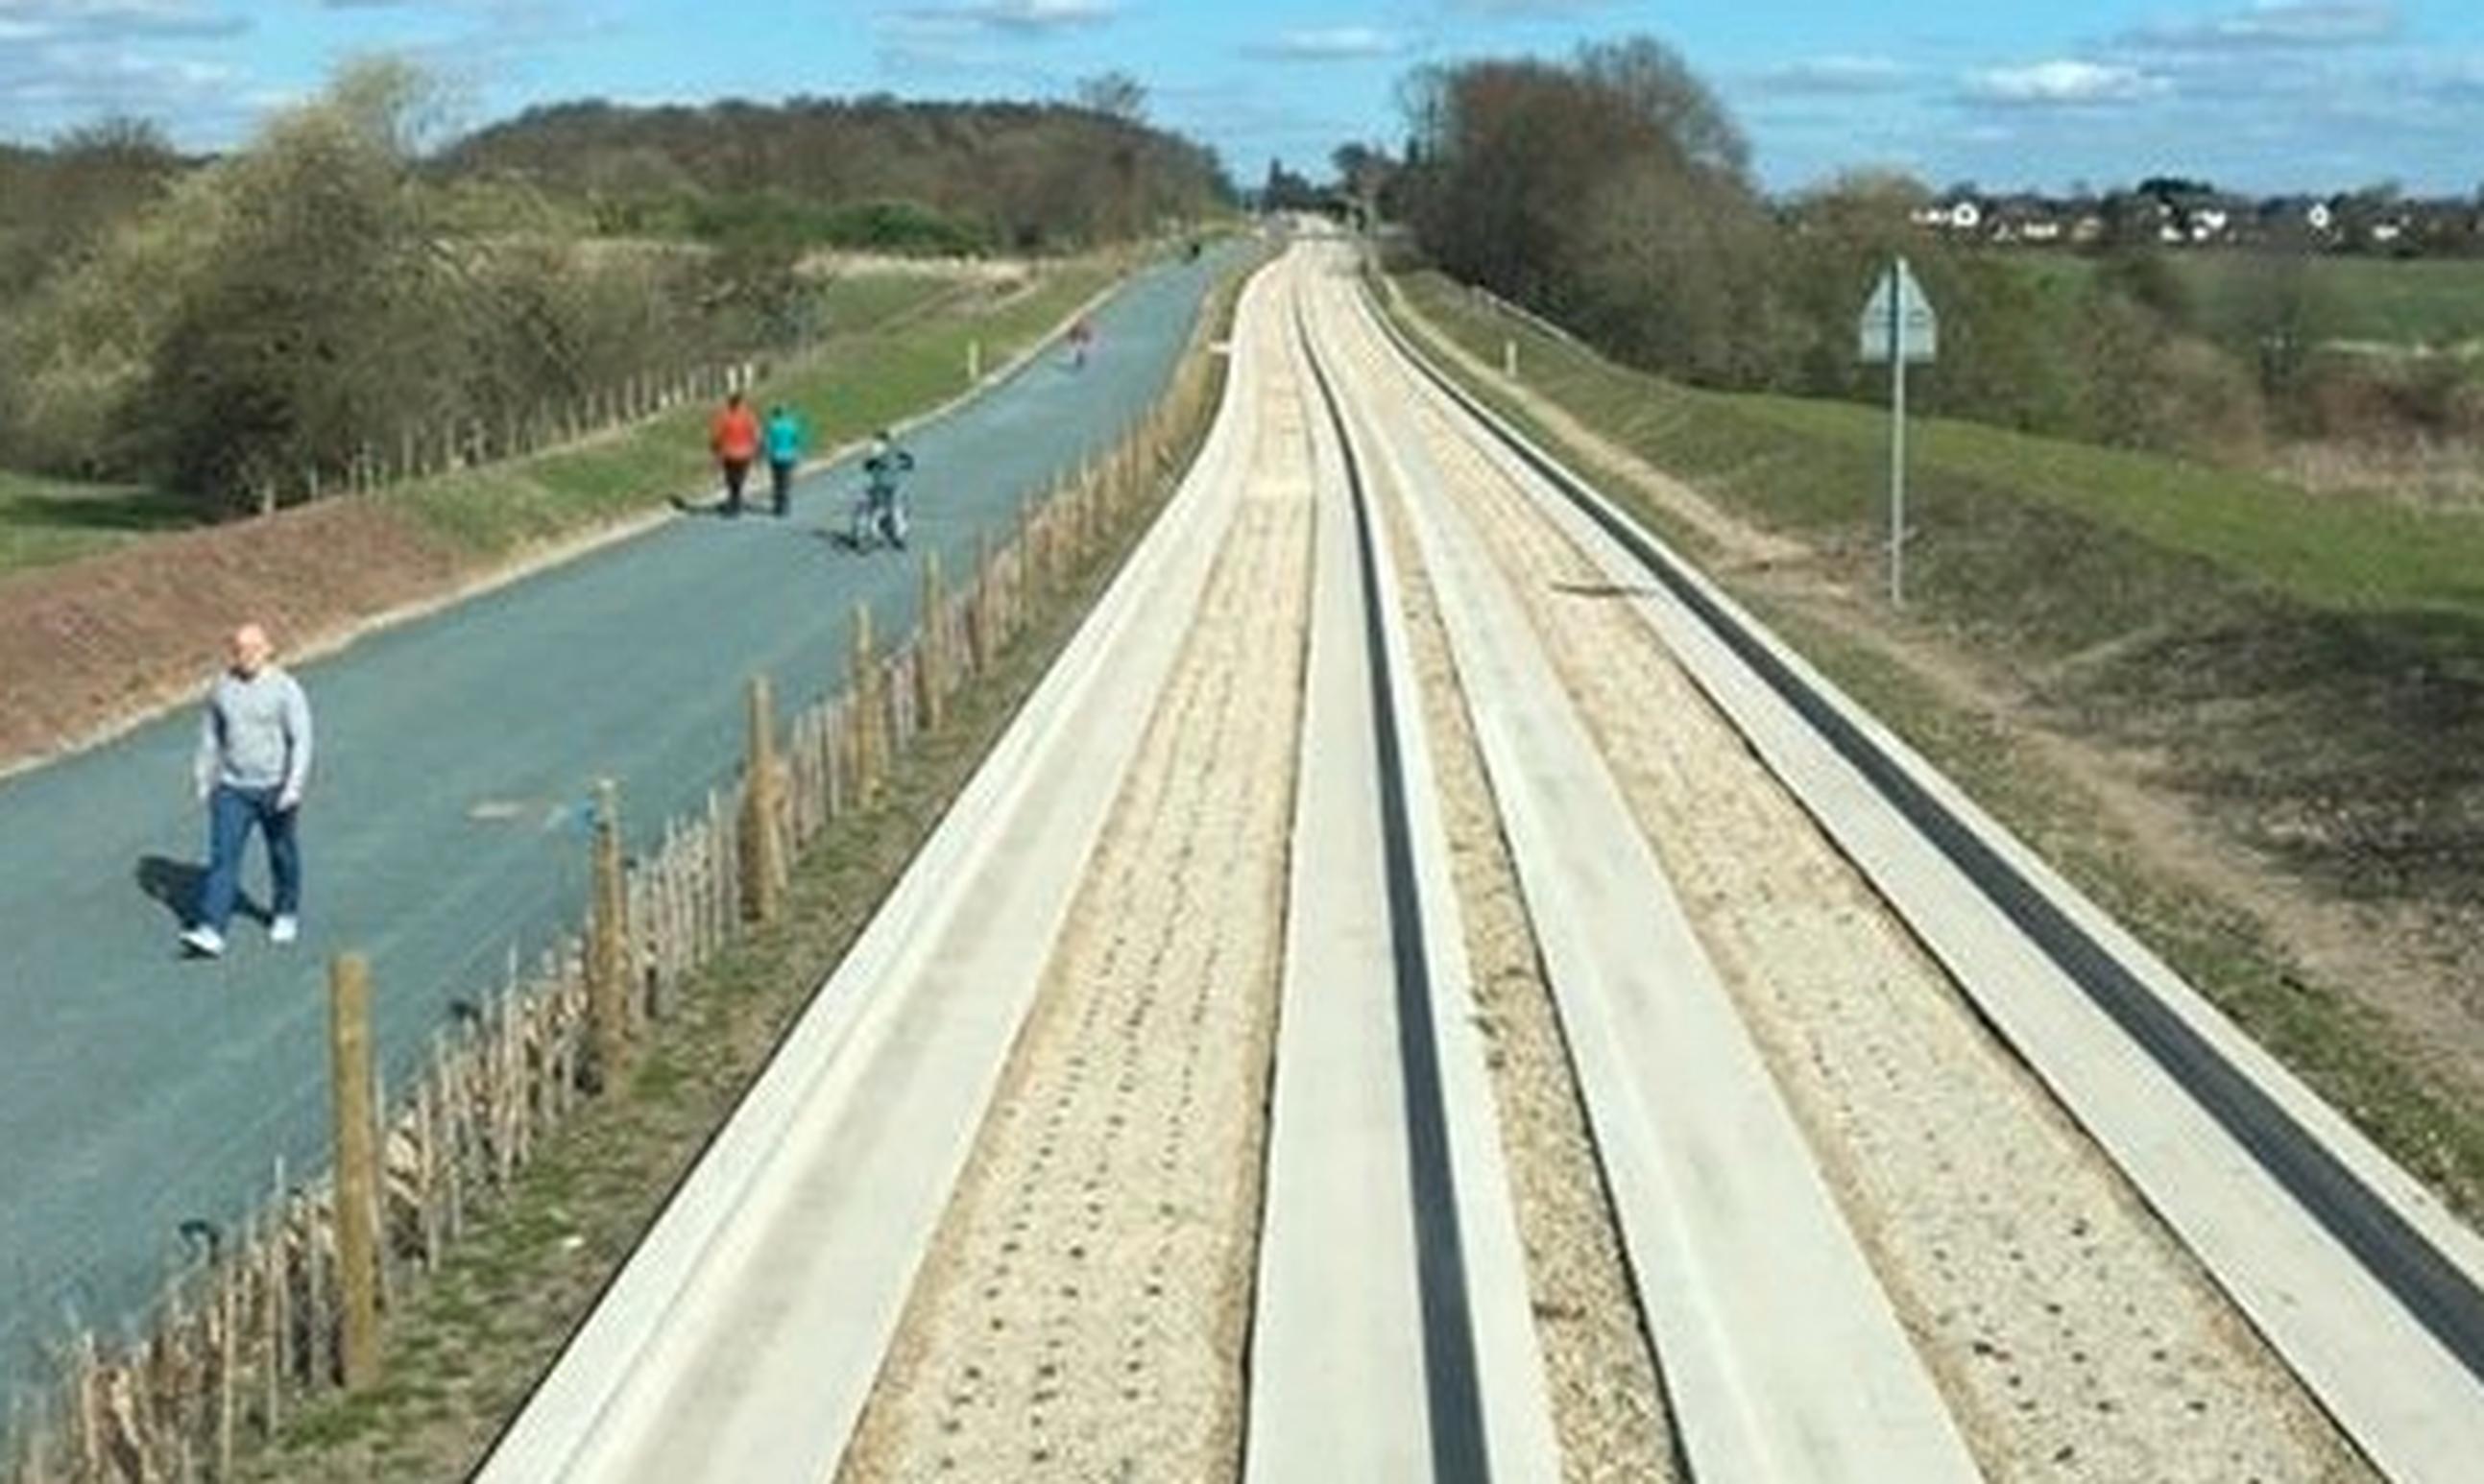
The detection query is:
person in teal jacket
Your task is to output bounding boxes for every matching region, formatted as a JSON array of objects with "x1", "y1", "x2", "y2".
[{"x1": 763, "y1": 404, "x2": 804, "y2": 517}]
